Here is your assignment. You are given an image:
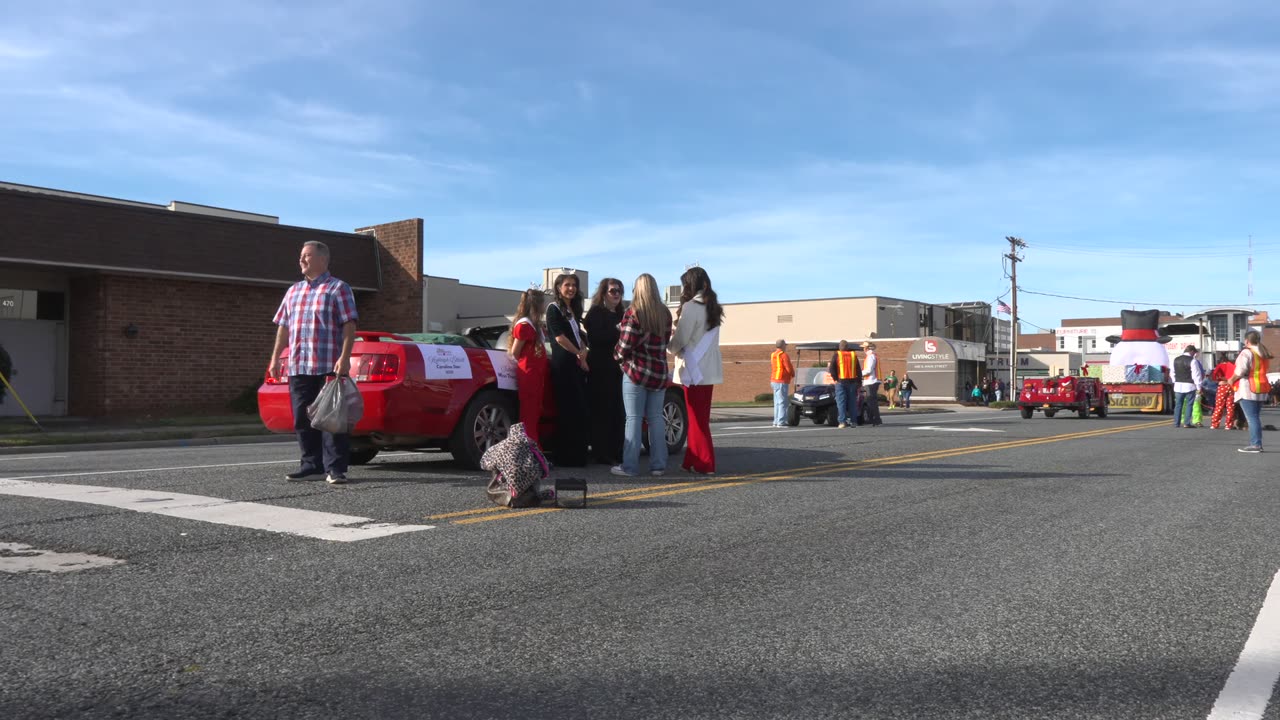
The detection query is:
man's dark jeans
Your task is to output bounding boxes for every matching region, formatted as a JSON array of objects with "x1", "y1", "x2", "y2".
[{"x1": 289, "y1": 374, "x2": 349, "y2": 474}]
